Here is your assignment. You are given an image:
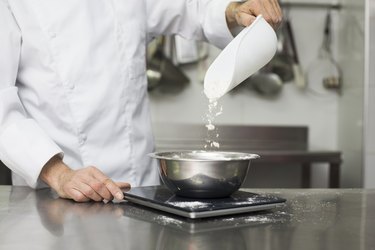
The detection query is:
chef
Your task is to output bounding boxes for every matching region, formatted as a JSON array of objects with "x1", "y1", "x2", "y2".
[{"x1": 0, "y1": 0, "x2": 282, "y2": 202}]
